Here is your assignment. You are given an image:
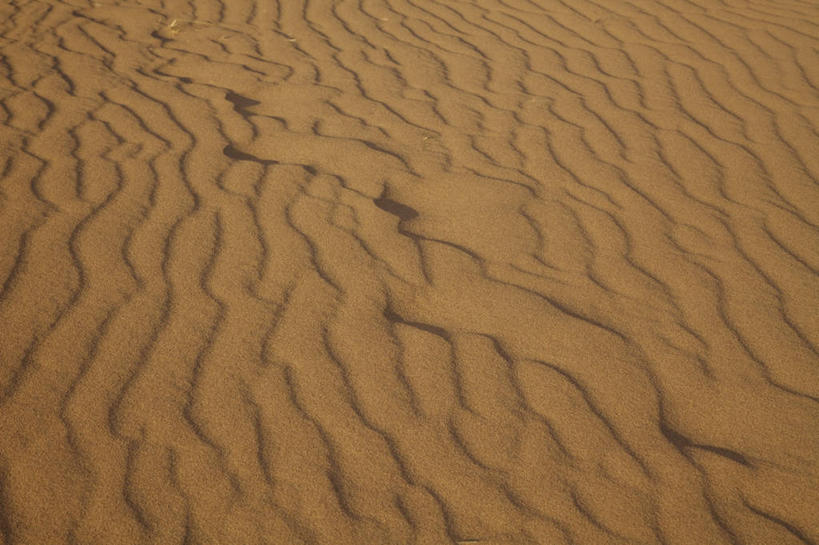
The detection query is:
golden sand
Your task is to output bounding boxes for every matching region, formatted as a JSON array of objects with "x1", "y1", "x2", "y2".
[{"x1": 1, "y1": 0, "x2": 818, "y2": 543}]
